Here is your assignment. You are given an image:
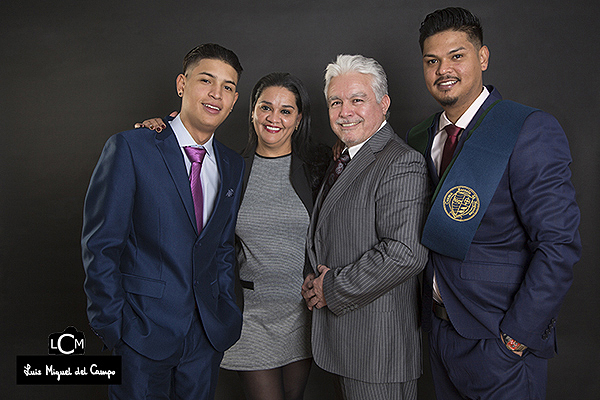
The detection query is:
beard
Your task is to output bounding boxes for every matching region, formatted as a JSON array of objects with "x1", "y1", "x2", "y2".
[
  {"x1": 432, "y1": 76, "x2": 460, "y2": 108},
  {"x1": 439, "y1": 95, "x2": 458, "y2": 107}
]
